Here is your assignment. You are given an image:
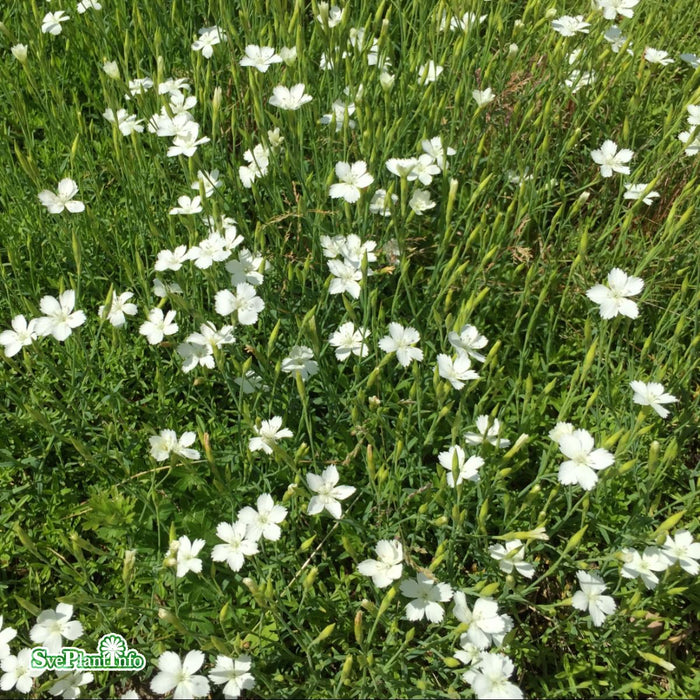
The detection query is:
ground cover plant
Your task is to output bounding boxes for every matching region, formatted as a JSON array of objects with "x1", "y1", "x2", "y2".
[{"x1": 0, "y1": 0, "x2": 699, "y2": 697}]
